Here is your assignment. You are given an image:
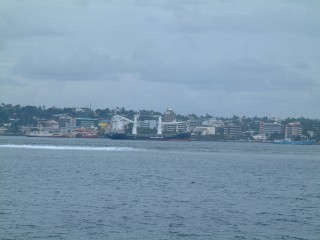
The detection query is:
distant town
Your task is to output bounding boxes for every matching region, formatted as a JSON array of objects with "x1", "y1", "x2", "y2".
[{"x1": 0, "y1": 103, "x2": 319, "y2": 143}]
